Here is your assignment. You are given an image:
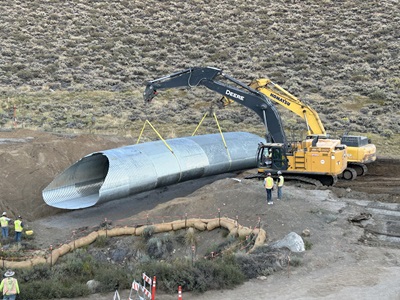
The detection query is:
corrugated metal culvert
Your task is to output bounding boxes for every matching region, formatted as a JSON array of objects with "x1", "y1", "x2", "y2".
[{"x1": 42, "y1": 132, "x2": 263, "y2": 209}]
